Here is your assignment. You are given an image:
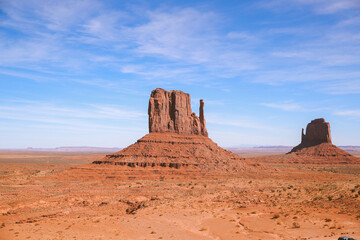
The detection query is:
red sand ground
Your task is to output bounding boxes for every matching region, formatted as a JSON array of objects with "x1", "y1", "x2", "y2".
[{"x1": 0, "y1": 151, "x2": 360, "y2": 240}]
